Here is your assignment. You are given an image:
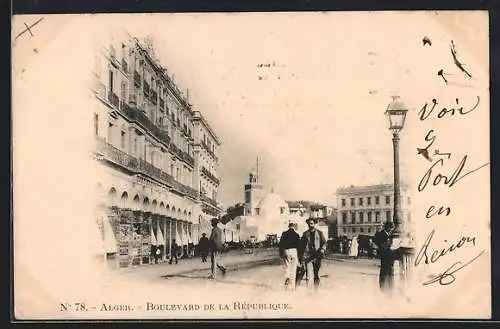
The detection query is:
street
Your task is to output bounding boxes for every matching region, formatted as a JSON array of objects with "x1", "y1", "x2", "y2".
[{"x1": 65, "y1": 248, "x2": 422, "y2": 319}]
